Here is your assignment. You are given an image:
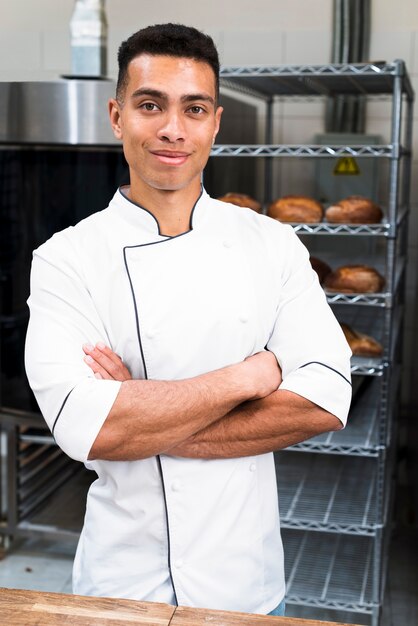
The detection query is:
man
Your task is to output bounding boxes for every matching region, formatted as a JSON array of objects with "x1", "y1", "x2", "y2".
[{"x1": 25, "y1": 23, "x2": 351, "y2": 617}]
